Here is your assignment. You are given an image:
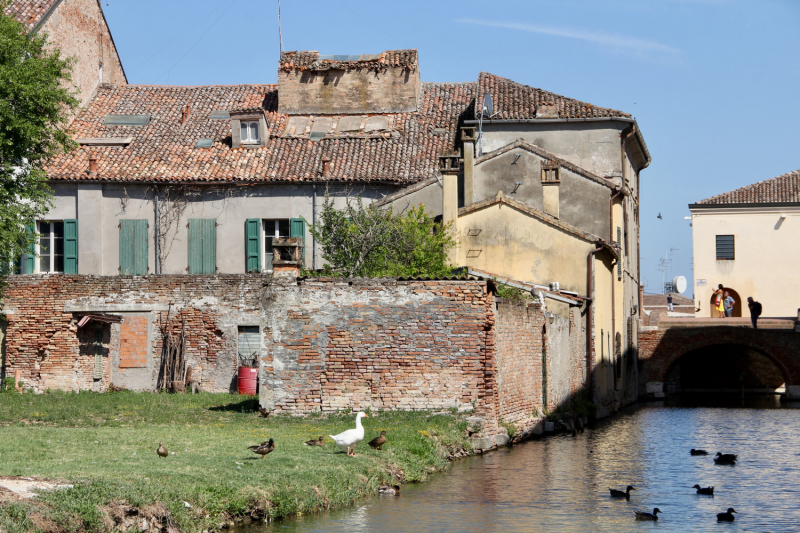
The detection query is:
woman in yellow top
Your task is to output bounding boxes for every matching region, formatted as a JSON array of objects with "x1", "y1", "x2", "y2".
[{"x1": 713, "y1": 284, "x2": 725, "y2": 318}]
